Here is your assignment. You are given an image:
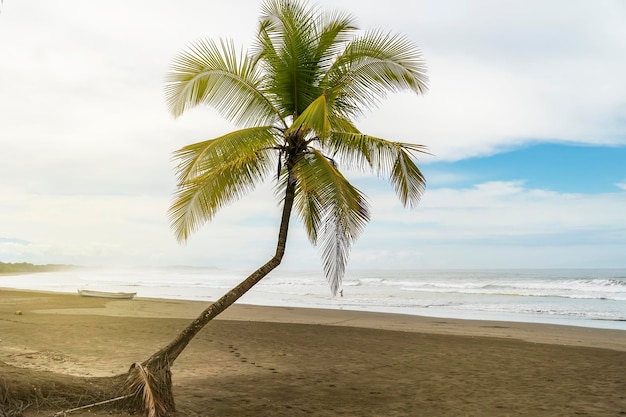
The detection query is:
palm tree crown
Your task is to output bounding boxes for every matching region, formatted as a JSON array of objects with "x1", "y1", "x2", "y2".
[{"x1": 165, "y1": 0, "x2": 428, "y2": 295}]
